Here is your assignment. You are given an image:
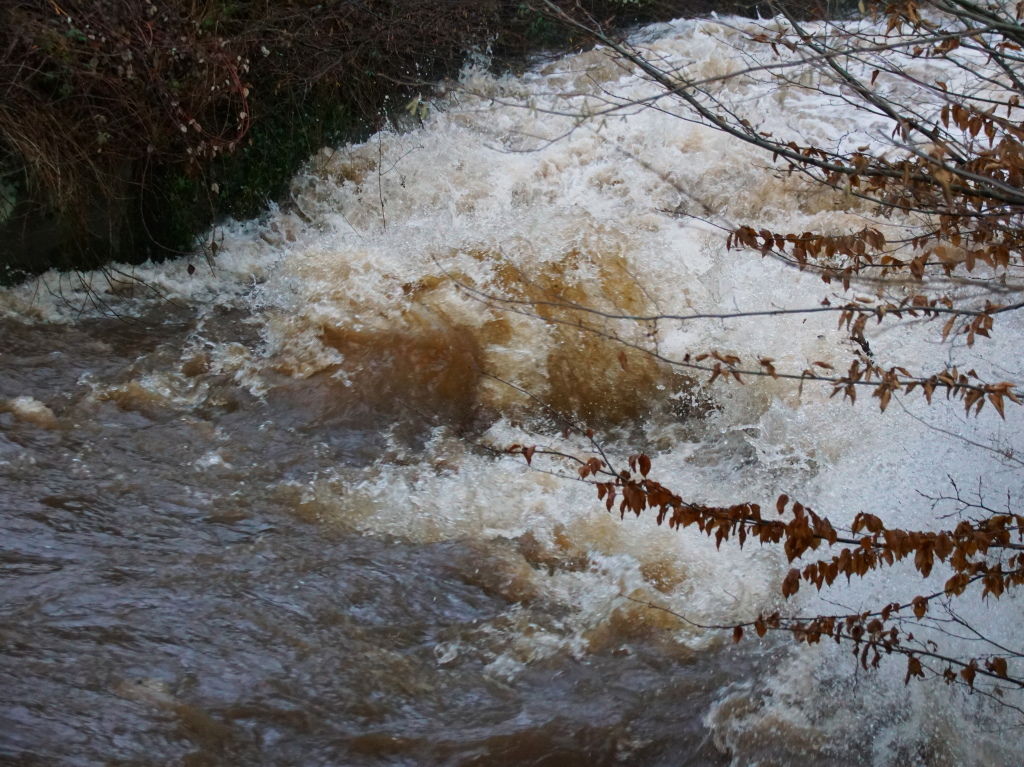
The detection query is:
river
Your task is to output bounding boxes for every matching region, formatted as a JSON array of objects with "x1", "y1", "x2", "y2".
[{"x1": 1, "y1": 14, "x2": 1023, "y2": 767}]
